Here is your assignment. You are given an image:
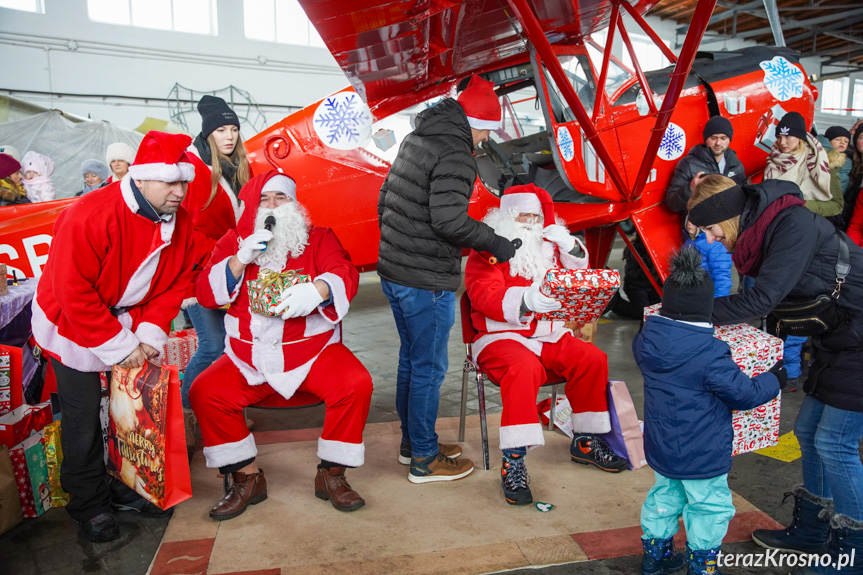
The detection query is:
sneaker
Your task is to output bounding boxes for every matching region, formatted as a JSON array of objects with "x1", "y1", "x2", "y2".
[
  {"x1": 398, "y1": 442, "x2": 462, "y2": 465},
  {"x1": 77, "y1": 512, "x2": 120, "y2": 543},
  {"x1": 501, "y1": 453, "x2": 532, "y2": 506},
  {"x1": 408, "y1": 453, "x2": 474, "y2": 484},
  {"x1": 570, "y1": 434, "x2": 628, "y2": 473}
]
